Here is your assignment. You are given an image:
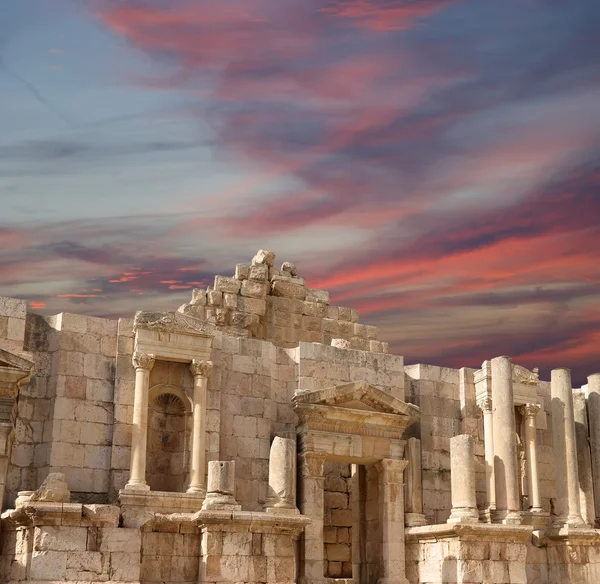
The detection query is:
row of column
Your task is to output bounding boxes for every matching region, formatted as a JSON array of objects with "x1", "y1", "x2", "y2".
[
  {"x1": 125, "y1": 351, "x2": 212, "y2": 495},
  {"x1": 476, "y1": 356, "x2": 600, "y2": 528}
]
